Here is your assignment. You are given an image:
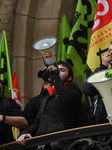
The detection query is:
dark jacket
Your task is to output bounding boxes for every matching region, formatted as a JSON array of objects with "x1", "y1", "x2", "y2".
[
  {"x1": 23, "y1": 92, "x2": 44, "y2": 126},
  {"x1": 82, "y1": 64, "x2": 109, "y2": 124},
  {"x1": 0, "y1": 96, "x2": 24, "y2": 145},
  {"x1": 83, "y1": 64, "x2": 108, "y2": 96},
  {"x1": 21, "y1": 74, "x2": 82, "y2": 136}
]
